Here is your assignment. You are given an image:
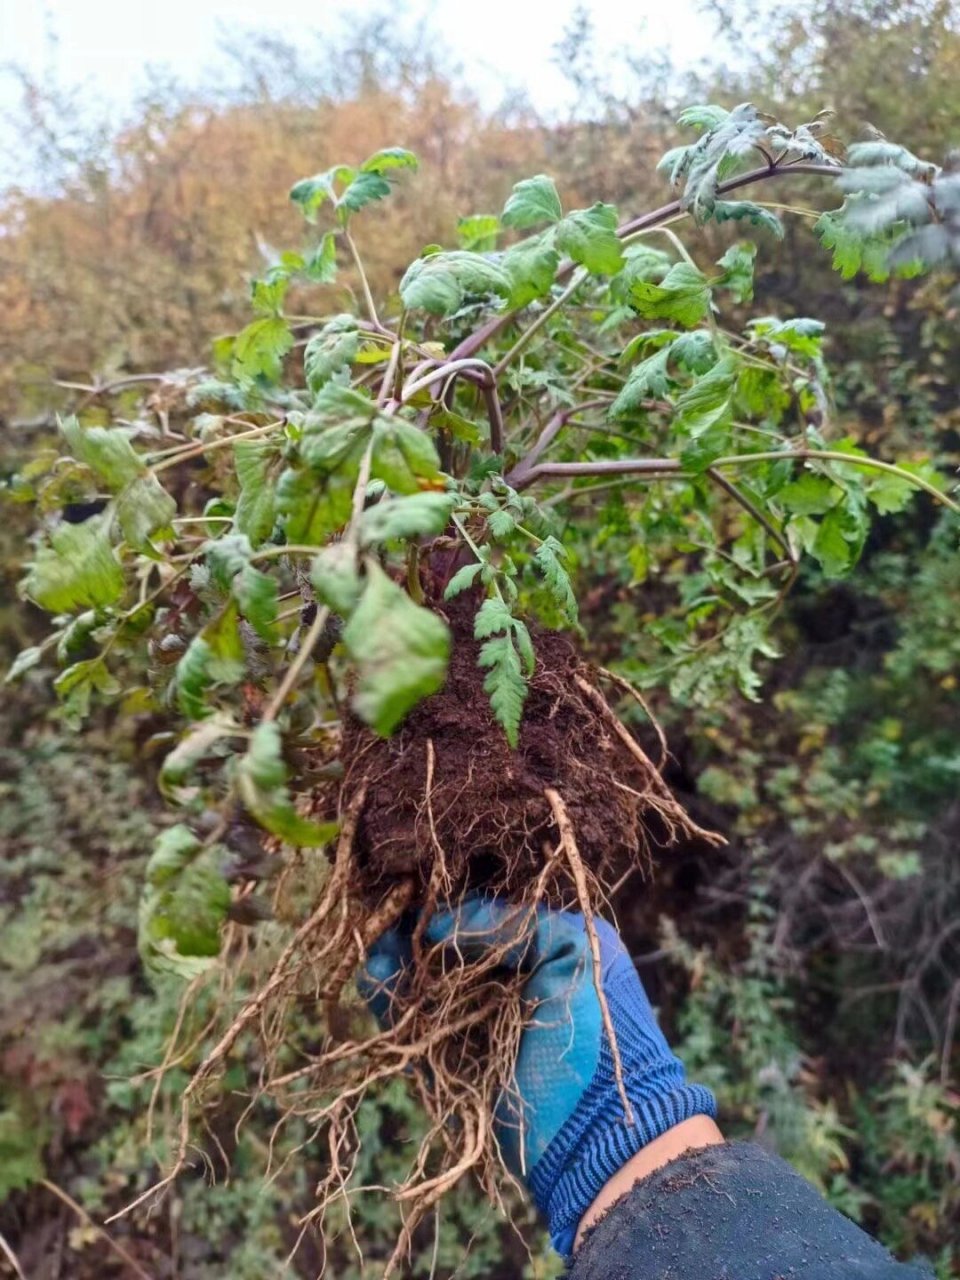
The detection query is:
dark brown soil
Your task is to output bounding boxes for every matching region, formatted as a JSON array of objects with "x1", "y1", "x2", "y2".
[{"x1": 336, "y1": 602, "x2": 666, "y2": 904}]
